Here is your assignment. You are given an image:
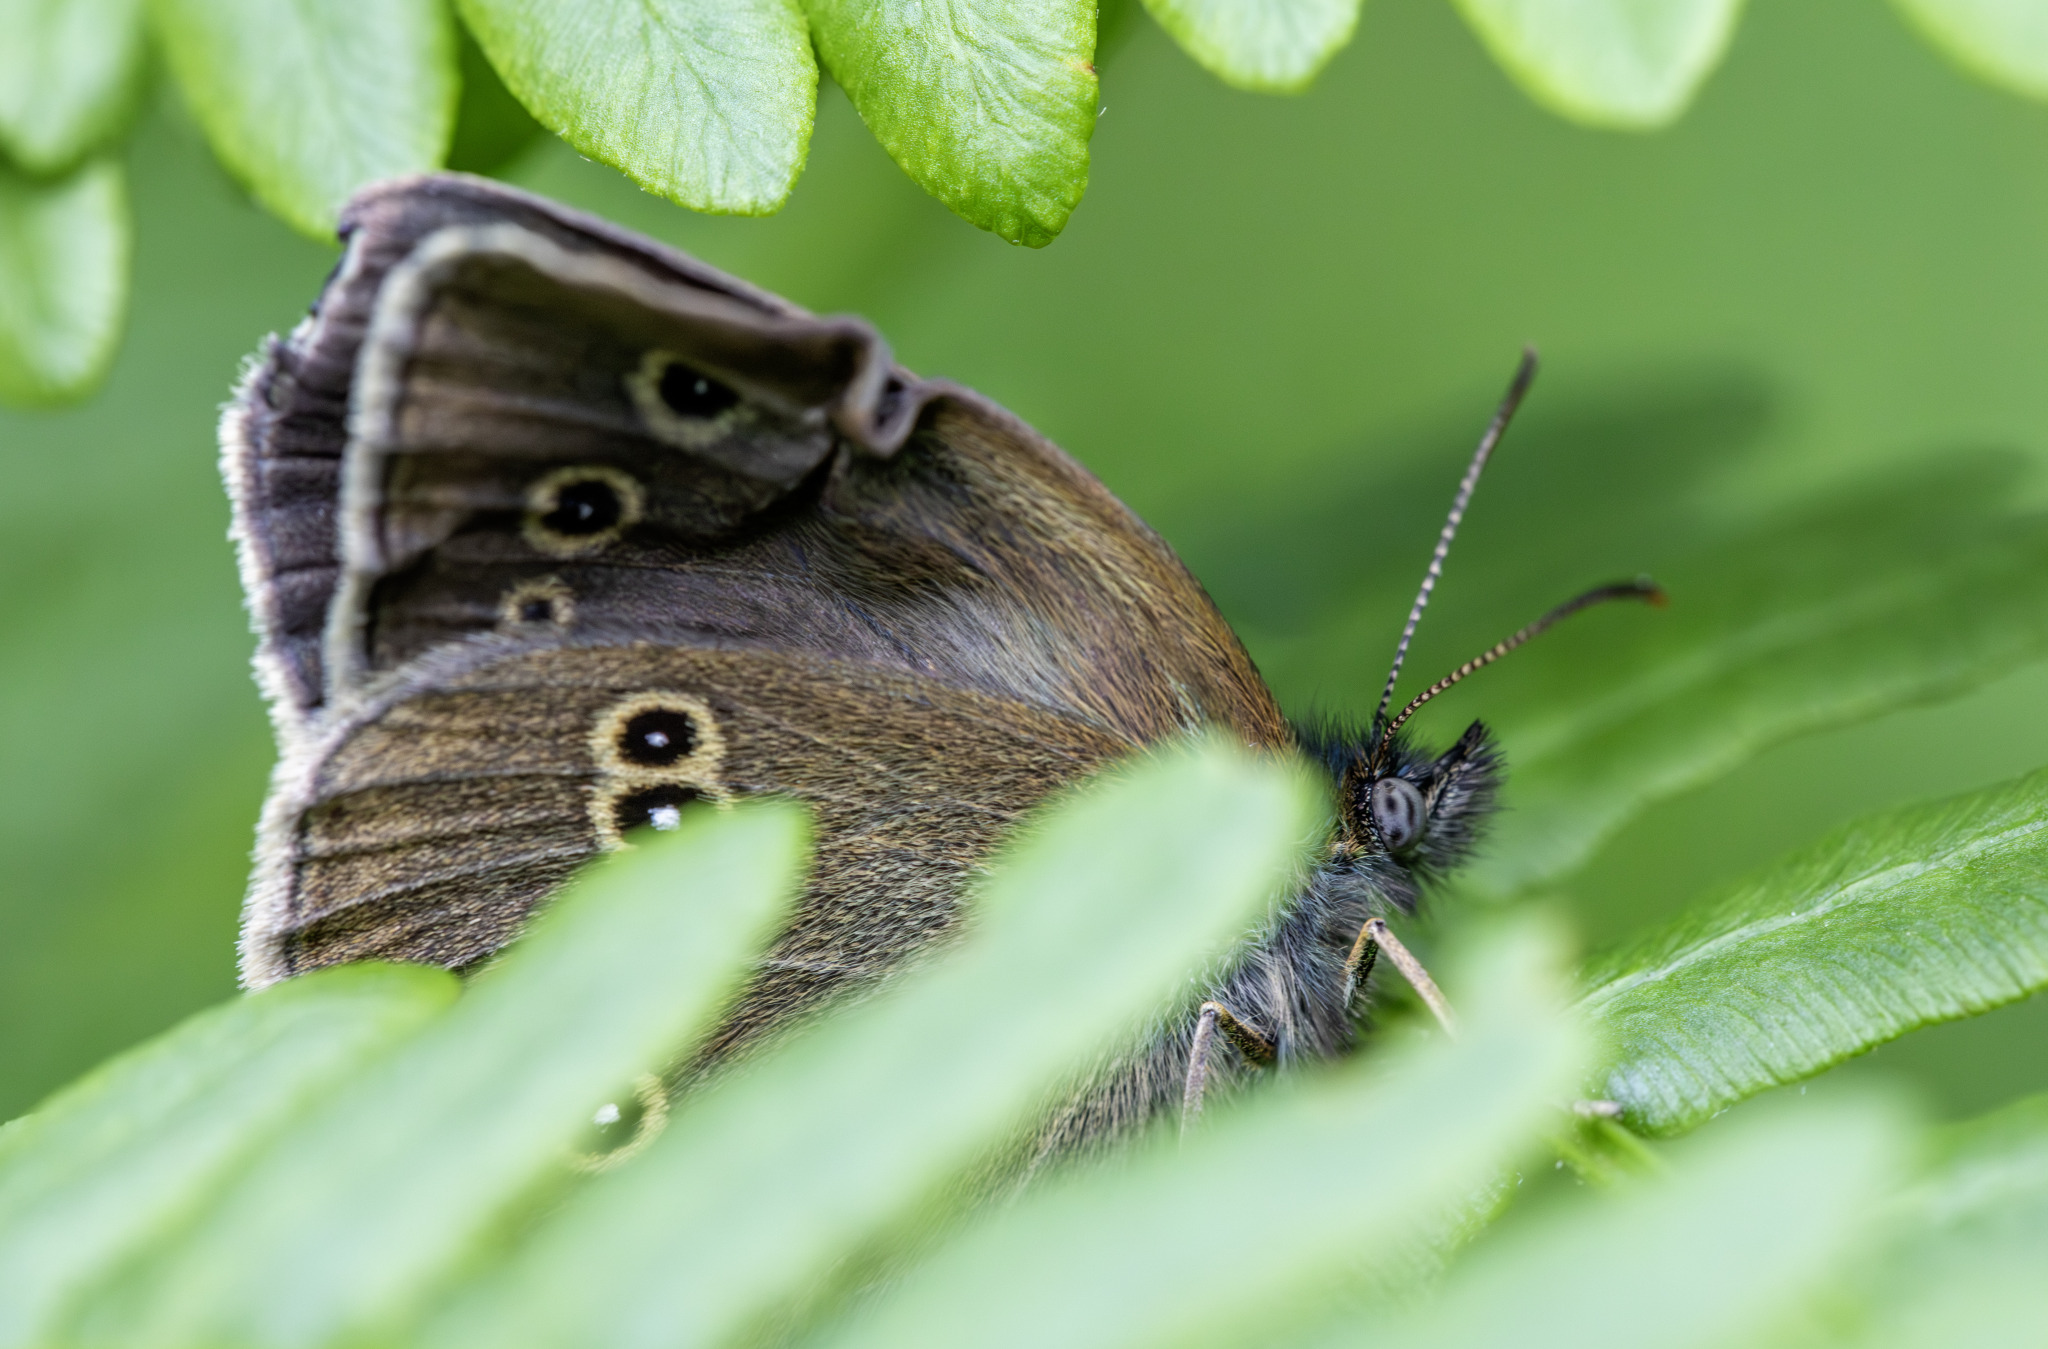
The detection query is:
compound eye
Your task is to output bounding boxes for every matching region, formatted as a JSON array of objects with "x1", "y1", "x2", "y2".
[{"x1": 1369, "y1": 777, "x2": 1428, "y2": 853}]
